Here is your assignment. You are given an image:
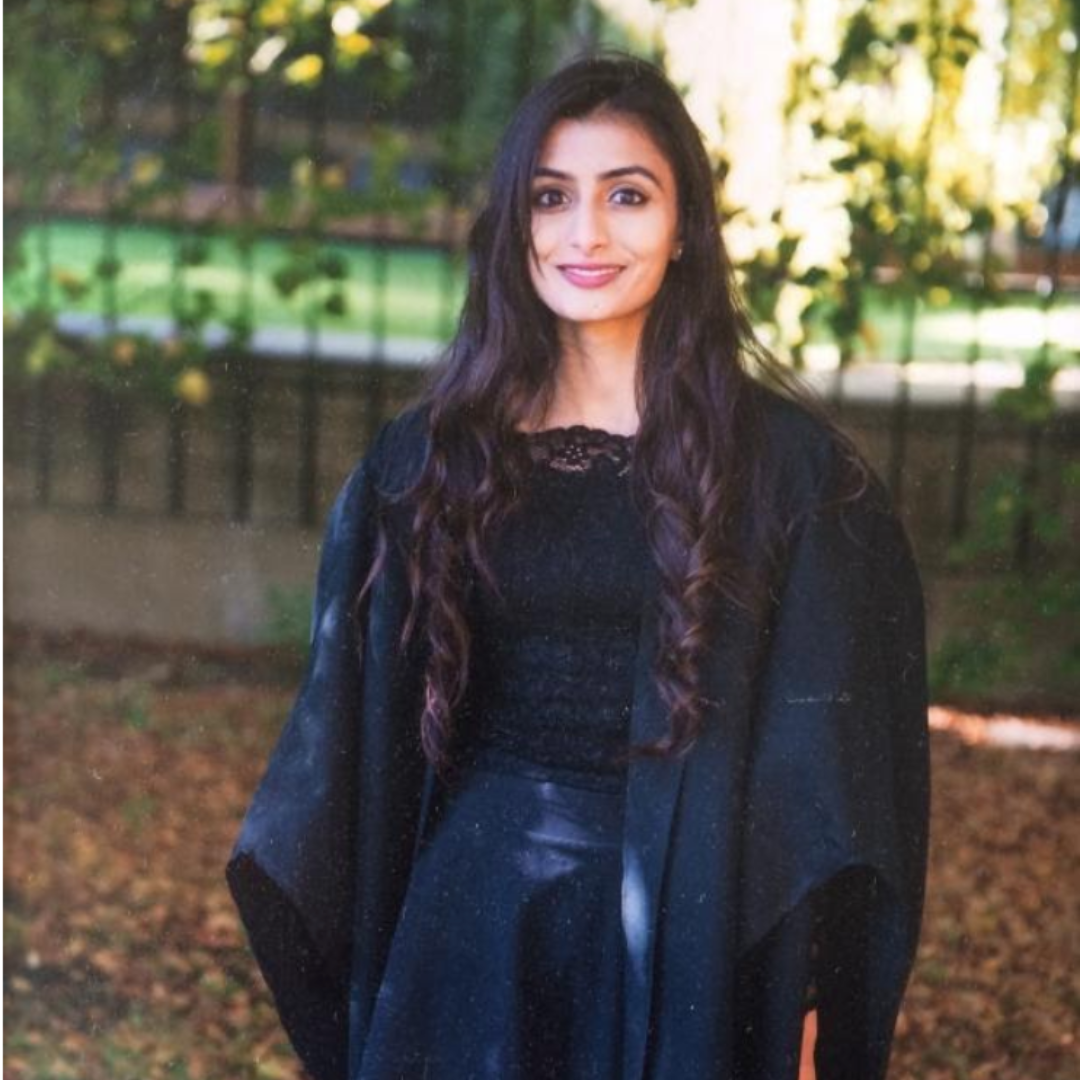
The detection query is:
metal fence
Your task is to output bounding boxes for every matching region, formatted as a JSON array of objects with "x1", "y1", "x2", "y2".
[
  {"x1": 5, "y1": 346, "x2": 1079, "y2": 576},
  {"x1": 4, "y1": 1, "x2": 1079, "y2": 575}
]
